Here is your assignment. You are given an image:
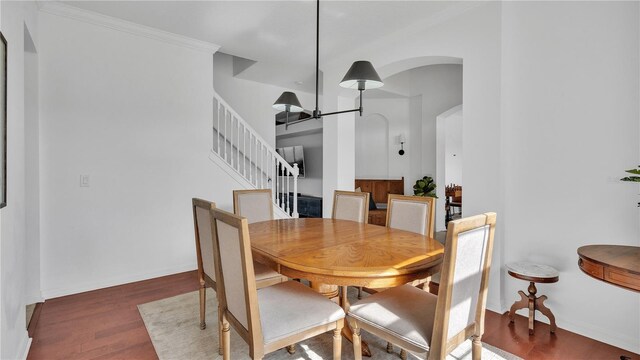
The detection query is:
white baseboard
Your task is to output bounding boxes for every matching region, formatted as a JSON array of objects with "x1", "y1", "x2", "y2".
[
  {"x1": 18, "y1": 334, "x2": 32, "y2": 360},
  {"x1": 41, "y1": 263, "x2": 196, "y2": 299},
  {"x1": 555, "y1": 314, "x2": 639, "y2": 354},
  {"x1": 486, "y1": 300, "x2": 505, "y2": 315},
  {"x1": 505, "y1": 303, "x2": 639, "y2": 353}
]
